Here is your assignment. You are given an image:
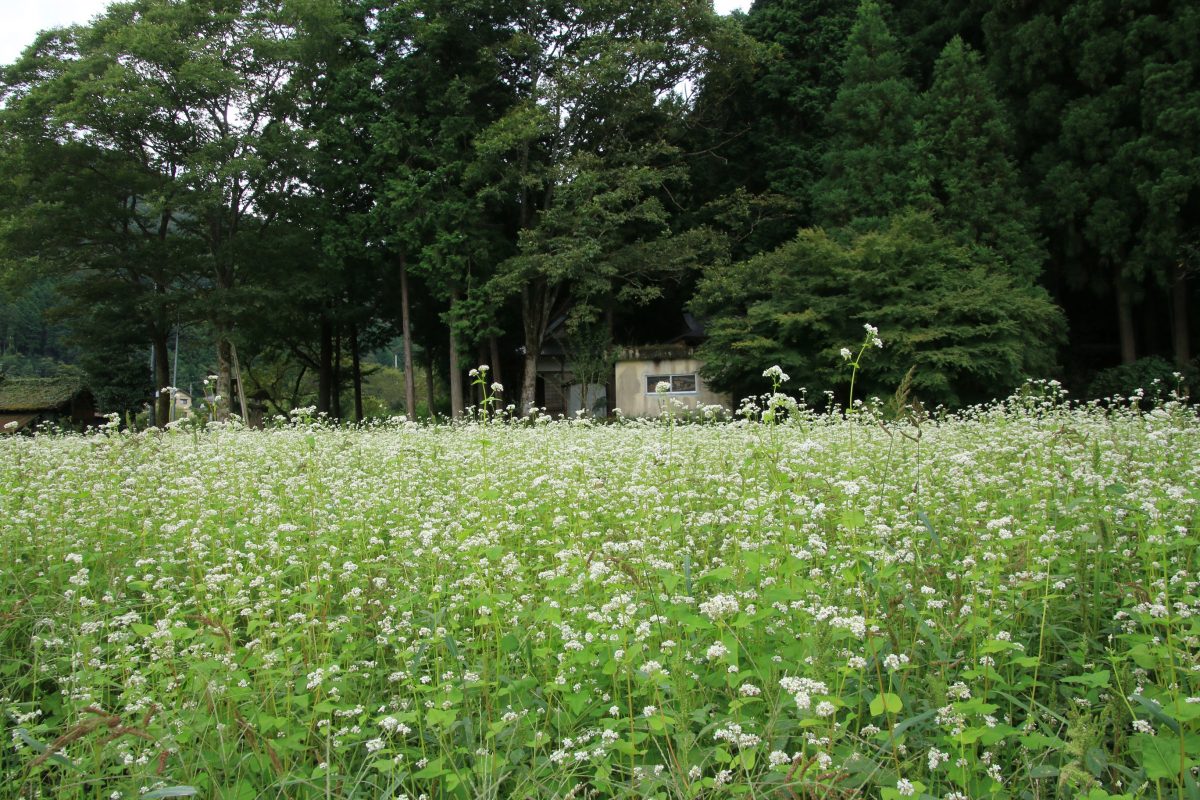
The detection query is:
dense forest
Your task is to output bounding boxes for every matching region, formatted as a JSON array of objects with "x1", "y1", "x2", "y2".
[{"x1": 1, "y1": 0, "x2": 1196, "y2": 421}]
